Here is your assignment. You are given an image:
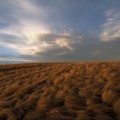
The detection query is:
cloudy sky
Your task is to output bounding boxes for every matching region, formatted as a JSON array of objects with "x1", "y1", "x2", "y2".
[{"x1": 0, "y1": 0, "x2": 120, "y2": 64}]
